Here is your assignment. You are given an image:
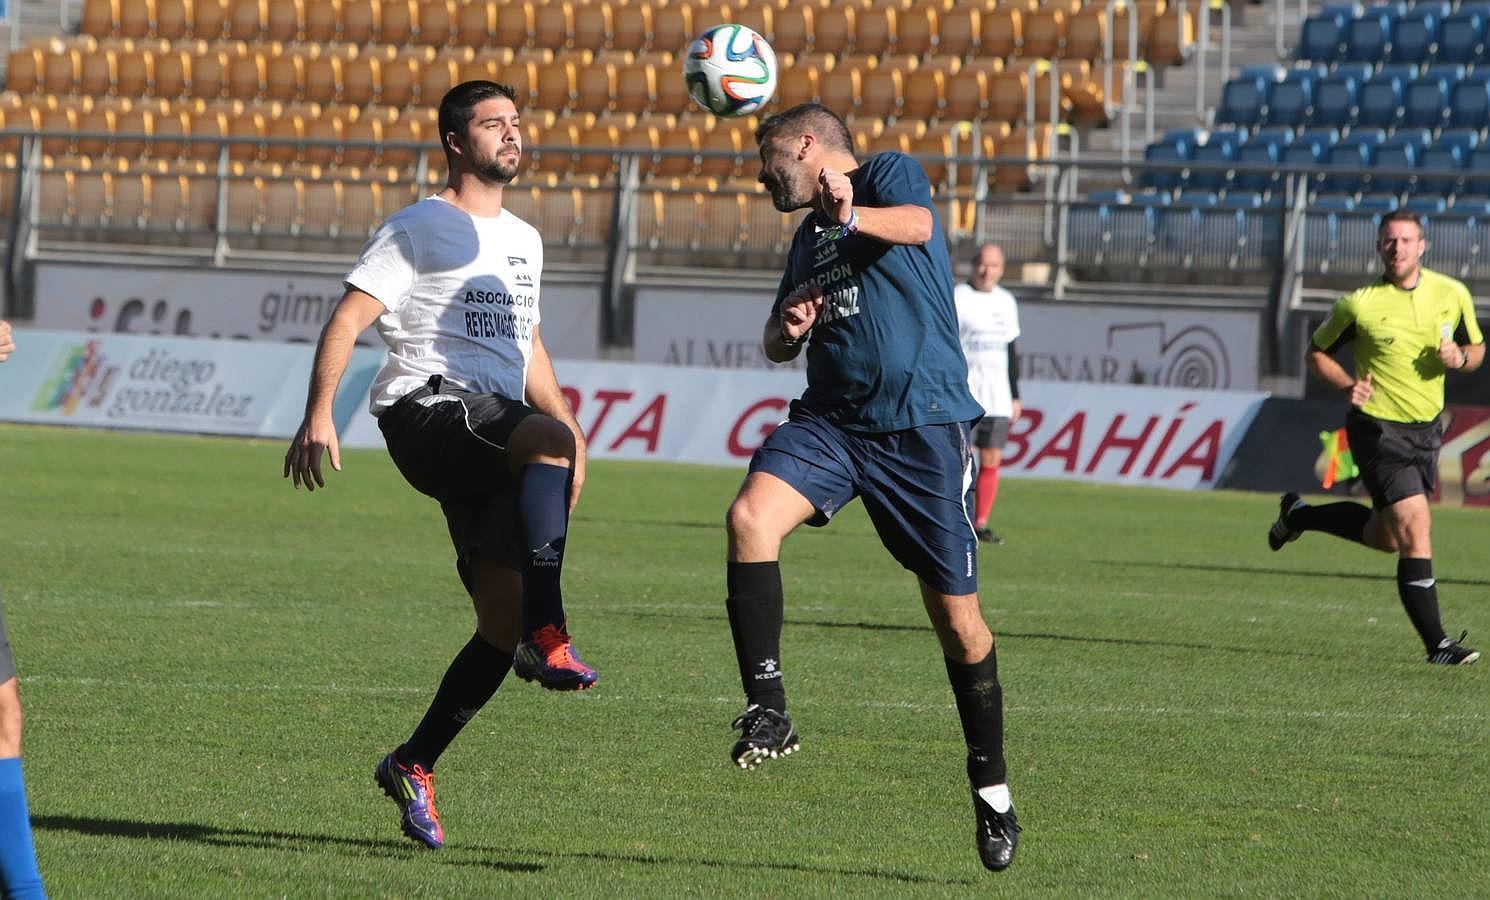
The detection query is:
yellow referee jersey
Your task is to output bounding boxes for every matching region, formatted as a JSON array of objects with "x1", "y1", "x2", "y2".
[{"x1": 1312, "y1": 267, "x2": 1484, "y2": 424}]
